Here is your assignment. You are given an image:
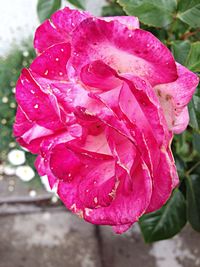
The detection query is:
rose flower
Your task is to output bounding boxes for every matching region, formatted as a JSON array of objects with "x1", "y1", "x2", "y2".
[{"x1": 14, "y1": 8, "x2": 199, "y2": 233}]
